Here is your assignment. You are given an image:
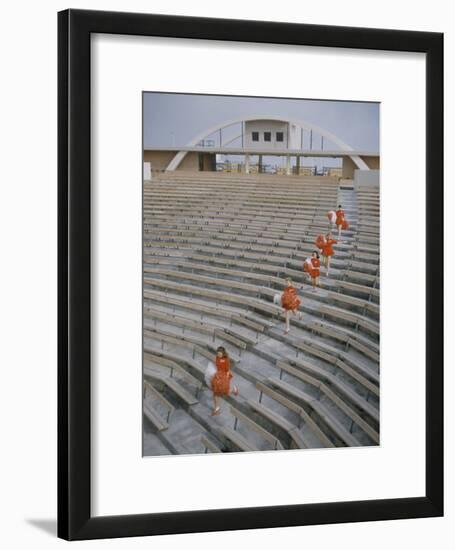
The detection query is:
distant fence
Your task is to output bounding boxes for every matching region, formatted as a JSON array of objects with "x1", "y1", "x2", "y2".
[{"x1": 216, "y1": 162, "x2": 342, "y2": 177}]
